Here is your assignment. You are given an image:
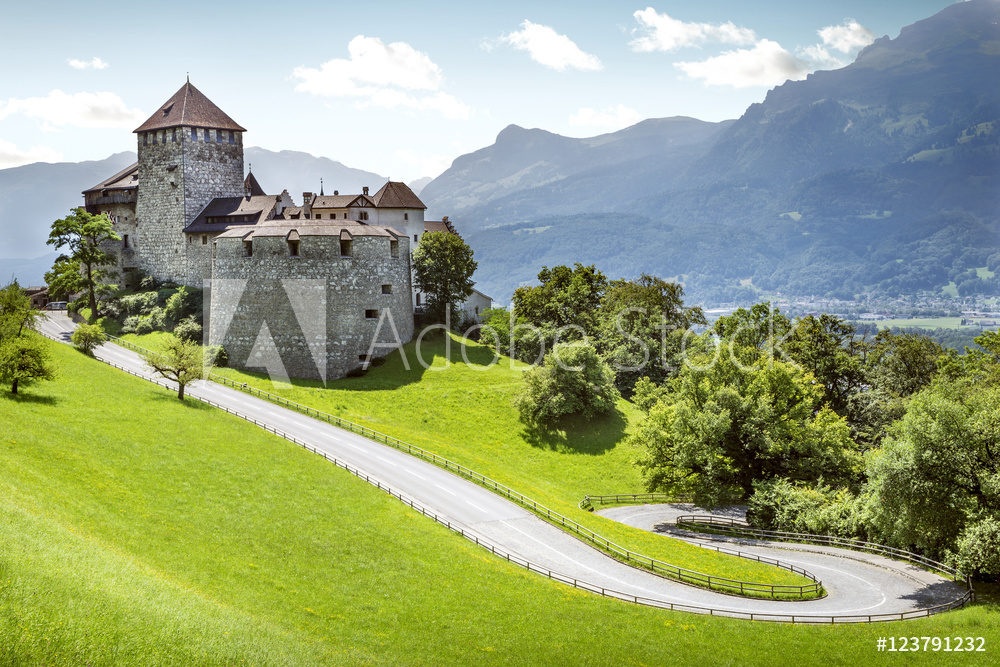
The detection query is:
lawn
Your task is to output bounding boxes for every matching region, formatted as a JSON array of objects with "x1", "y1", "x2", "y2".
[
  {"x1": 128, "y1": 330, "x2": 816, "y2": 592},
  {"x1": 2, "y1": 338, "x2": 997, "y2": 666}
]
